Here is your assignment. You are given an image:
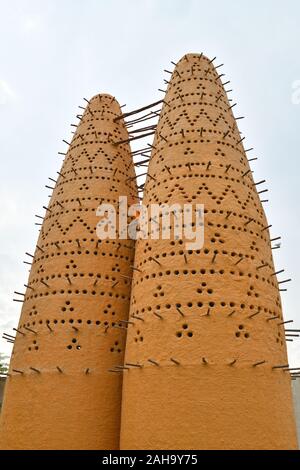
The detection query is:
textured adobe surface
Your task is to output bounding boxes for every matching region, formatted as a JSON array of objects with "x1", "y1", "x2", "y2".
[
  {"x1": 120, "y1": 54, "x2": 298, "y2": 449},
  {"x1": 0, "y1": 94, "x2": 137, "y2": 449}
]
